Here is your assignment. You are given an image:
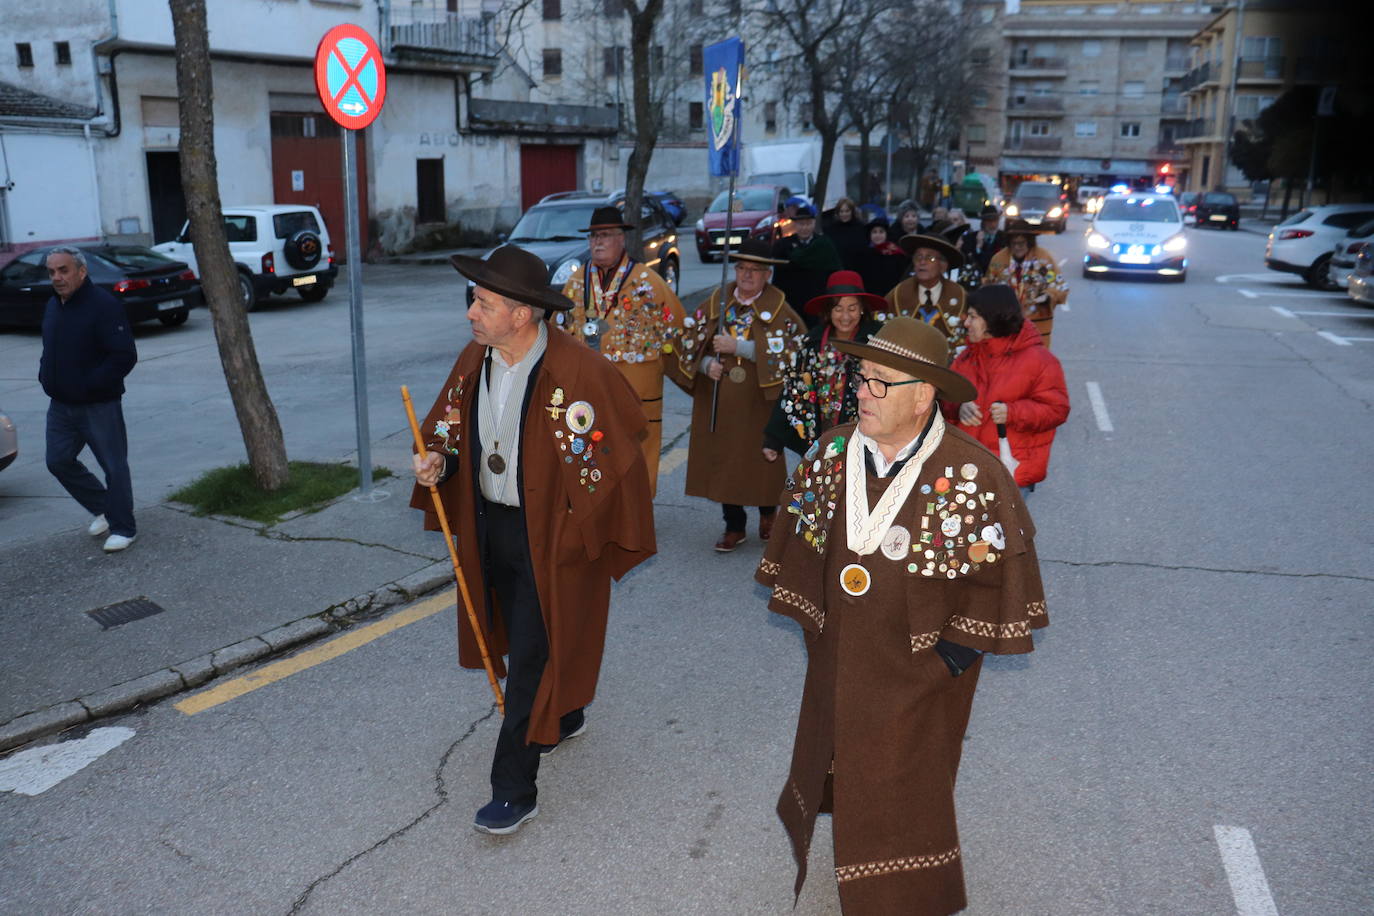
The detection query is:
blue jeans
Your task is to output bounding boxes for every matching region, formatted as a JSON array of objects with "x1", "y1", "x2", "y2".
[{"x1": 46, "y1": 399, "x2": 136, "y2": 537}]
